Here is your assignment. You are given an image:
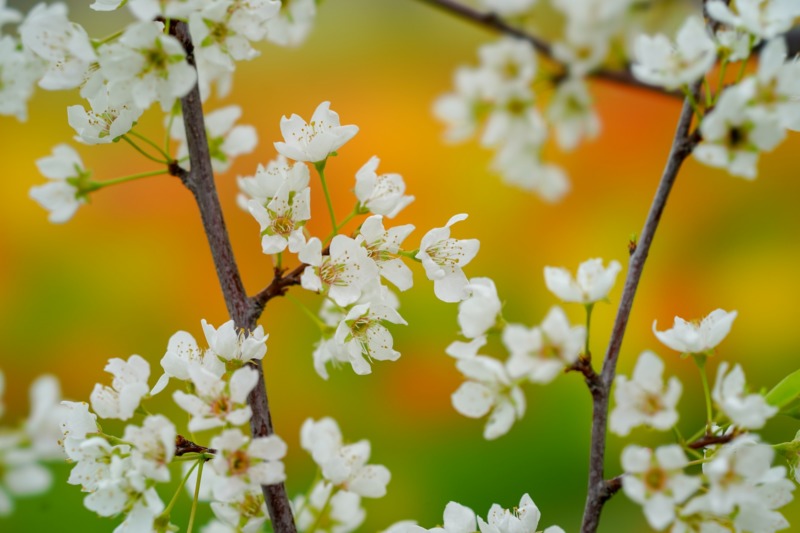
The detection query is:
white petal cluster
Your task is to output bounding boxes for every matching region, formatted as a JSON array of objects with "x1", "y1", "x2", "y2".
[
  {"x1": 653, "y1": 309, "x2": 737, "y2": 354},
  {"x1": 67, "y1": 88, "x2": 143, "y2": 145},
  {"x1": 301, "y1": 417, "x2": 391, "y2": 509},
  {"x1": 610, "y1": 351, "x2": 682, "y2": 436},
  {"x1": 682, "y1": 439, "x2": 794, "y2": 531},
  {"x1": 458, "y1": 278, "x2": 502, "y2": 339},
  {"x1": 544, "y1": 258, "x2": 622, "y2": 305},
  {"x1": 301, "y1": 235, "x2": 380, "y2": 306},
  {"x1": 18, "y1": 3, "x2": 95, "y2": 91},
  {"x1": 333, "y1": 302, "x2": 408, "y2": 376},
  {"x1": 450, "y1": 341, "x2": 526, "y2": 440},
  {"x1": 313, "y1": 279, "x2": 405, "y2": 379},
  {"x1": 210, "y1": 487, "x2": 270, "y2": 532},
  {"x1": 707, "y1": 0, "x2": 800, "y2": 40},
  {"x1": 265, "y1": 0, "x2": 318, "y2": 47},
  {"x1": 97, "y1": 20, "x2": 197, "y2": 112},
  {"x1": 0, "y1": 34, "x2": 43, "y2": 121},
  {"x1": 0, "y1": 372, "x2": 68, "y2": 516},
  {"x1": 355, "y1": 156, "x2": 414, "y2": 218},
  {"x1": 209, "y1": 428, "x2": 287, "y2": 501},
  {"x1": 29, "y1": 144, "x2": 88, "y2": 224},
  {"x1": 631, "y1": 16, "x2": 717, "y2": 90},
  {"x1": 171, "y1": 105, "x2": 258, "y2": 173},
  {"x1": 502, "y1": 306, "x2": 585, "y2": 384},
  {"x1": 622, "y1": 445, "x2": 701, "y2": 530},
  {"x1": 90, "y1": 354, "x2": 153, "y2": 421},
  {"x1": 546, "y1": 77, "x2": 601, "y2": 152},
  {"x1": 173, "y1": 365, "x2": 257, "y2": 432},
  {"x1": 242, "y1": 157, "x2": 311, "y2": 255},
  {"x1": 712, "y1": 362, "x2": 777, "y2": 430},
  {"x1": 294, "y1": 480, "x2": 366, "y2": 533},
  {"x1": 479, "y1": 493, "x2": 564, "y2": 533},
  {"x1": 357, "y1": 215, "x2": 415, "y2": 292},
  {"x1": 274, "y1": 101, "x2": 358, "y2": 163},
  {"x1": 417, "y1": 214, "x2": 480, "y2": 303}
]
